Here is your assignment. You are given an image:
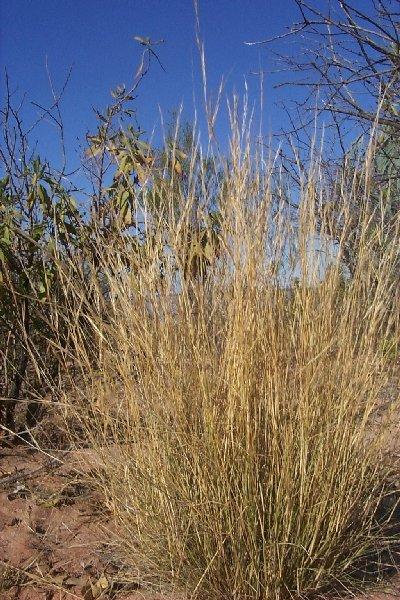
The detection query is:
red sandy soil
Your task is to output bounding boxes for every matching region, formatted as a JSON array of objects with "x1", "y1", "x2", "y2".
[{"x1": 0, "y1": 443, "x2": 170, "y2": 599}]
